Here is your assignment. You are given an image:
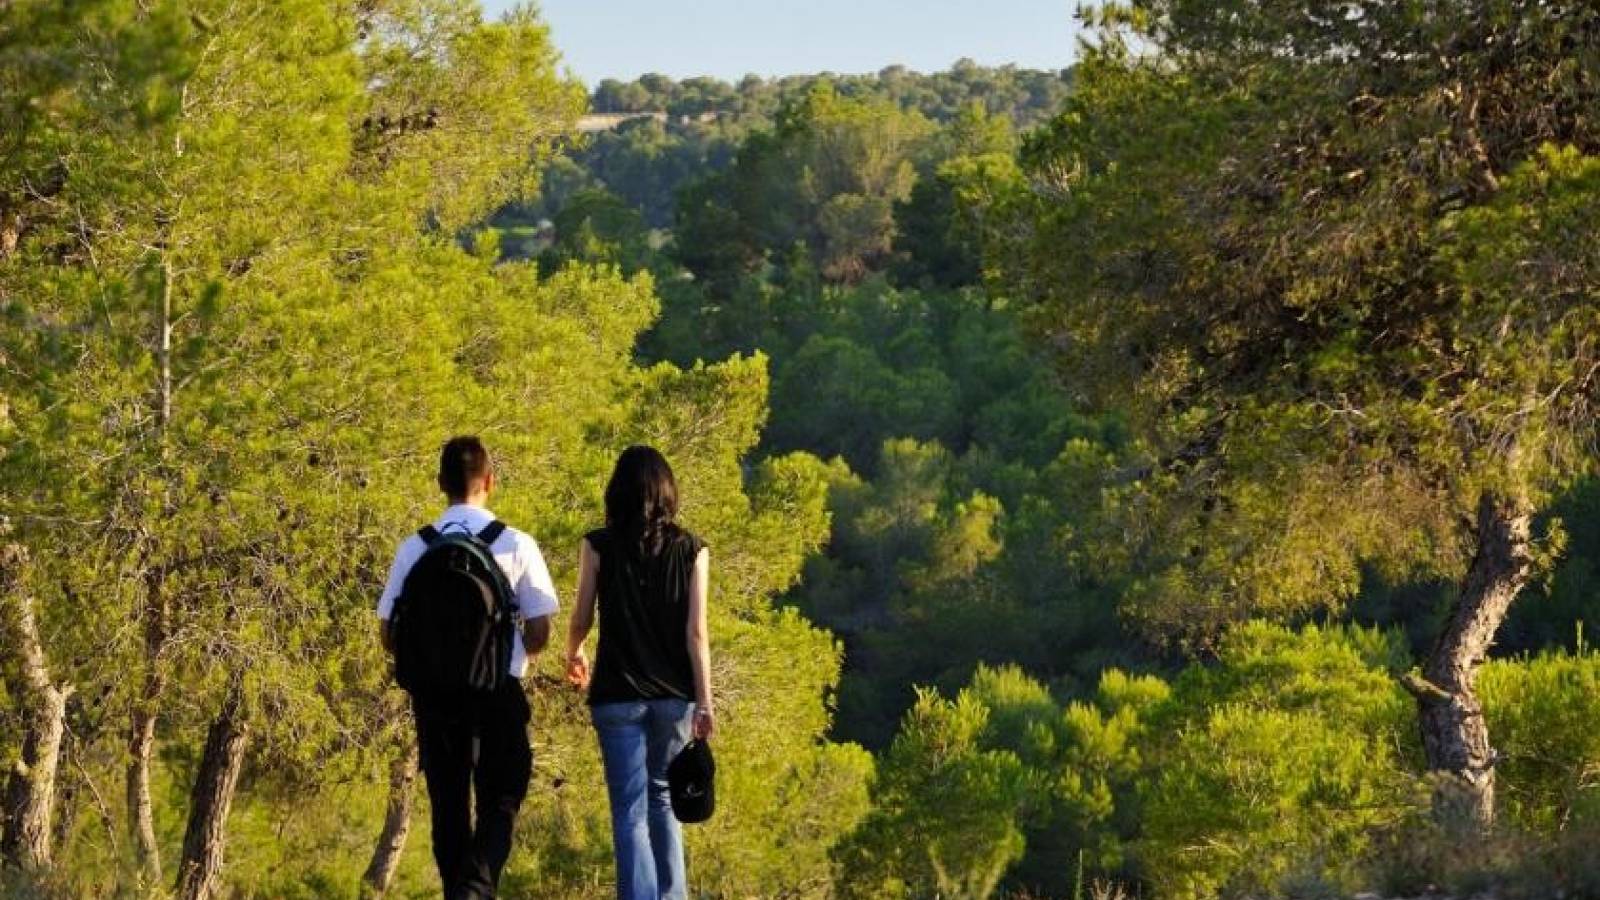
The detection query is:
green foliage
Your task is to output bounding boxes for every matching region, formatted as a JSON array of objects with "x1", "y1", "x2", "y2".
[
  {"x1": 1479, "y1": 645, "x2": 1600, "y2": 833},
  {"x1": 515, "y1": 65, "x2": 1071, "y2": 231},
  {"x1": 1143, "y1": 706, "x2": 1395, "y2": 899},
  {"x1": 9, "y1": 1, "x2": 1599, "y2": 896},
  {"x1": 1165, "y1": 621, "x2": 1412, "y2": 725},
  {"x1": 589, "y1": 65, "x2": 1072, "y2": 126},
  {"x1": 849, "y1": 625, "x2": 1428, "y2": 899},
  {"x1": 982, "y1": 667, "x2": 1166, "y2": 889},
  {"x1": 832, "y1": 663, "x2": 1161, "y2": 898},
  {"x1": 356, "y1": 2, "x2": 587, "y2": 230},
  {"x1": 535, "y1": 188, "x2": 655, "y2": 274},
  {"x1": 615, "y1": 97, "x2": 1141, "y2": 749},
  {"x1": 1139, "y1": 624, "x2": 1418, "y2": 898},
  {"x1": 785, "y1": 428, "x2": 1137, "y2": 748},
  {"x1": 1372, "y1": 643, "x2": 1600, "y2": 899},
  {"x1": 834, "y1": 687, "x2": 1033, "y2": 900},
  {"x1": 997, "y1": 0, "x2": 1600, "y2": 643},
  {"x1": 545, "y1": 4, "x2": 1600, "y2": 897},
  {"x1": 893, "y1": 150, "x2": 1021, "y2": 289},
  {"x1": 664, "y1": 84, "x2": 936, "y2": 289},
  {"x1": 0, "y1": 2, "x2": 867, "y2": 895},
  {"x1": 770, "y1": 337, "x2": 959, "y2": 467}
]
